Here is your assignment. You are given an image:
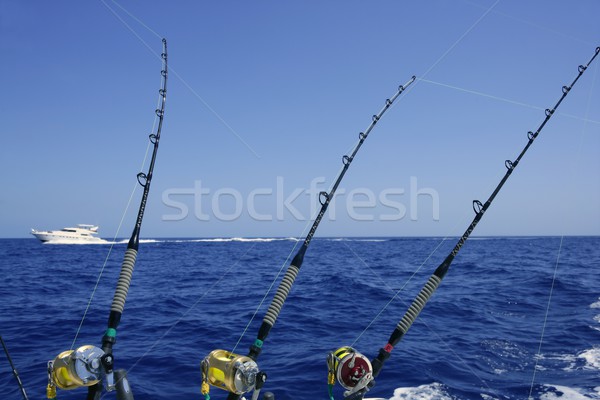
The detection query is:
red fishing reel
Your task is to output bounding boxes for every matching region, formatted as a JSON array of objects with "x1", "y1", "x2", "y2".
[{"x1": 327, "y1": 347, "x2": 373, "y2": 396}]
